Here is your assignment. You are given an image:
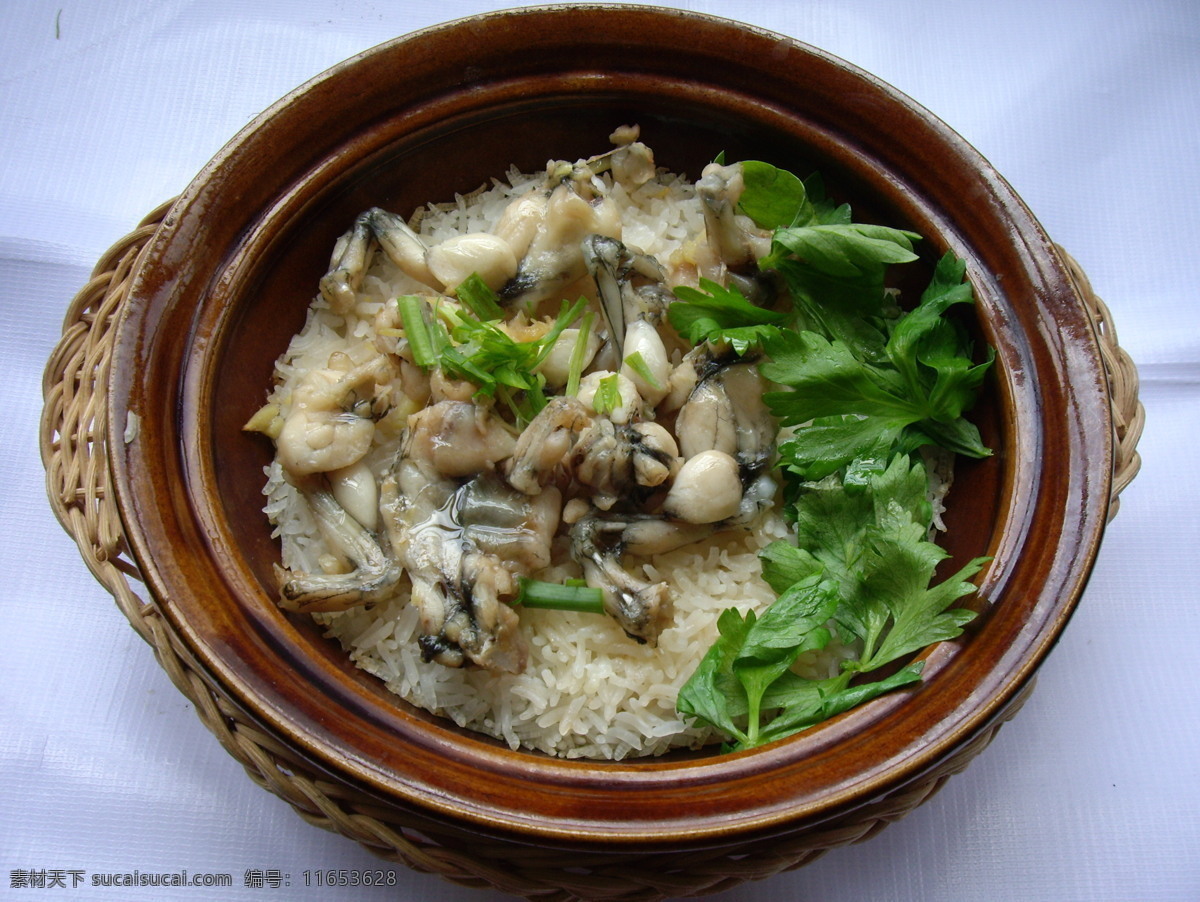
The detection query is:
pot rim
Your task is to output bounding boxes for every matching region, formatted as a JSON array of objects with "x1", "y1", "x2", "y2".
[{"x1": 108, "y1": 4, "x2": 1113, "y2": 847}]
